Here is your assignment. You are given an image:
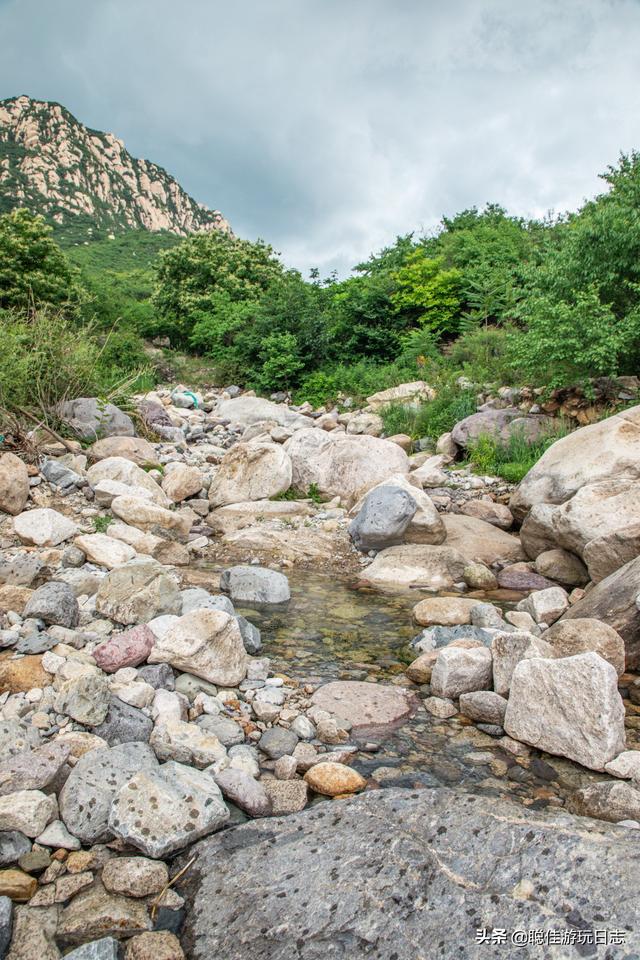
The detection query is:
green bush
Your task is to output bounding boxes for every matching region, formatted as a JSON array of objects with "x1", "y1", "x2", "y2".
[{"x1": 380, "y1": 386, "x2": 477, "y2": 441}]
